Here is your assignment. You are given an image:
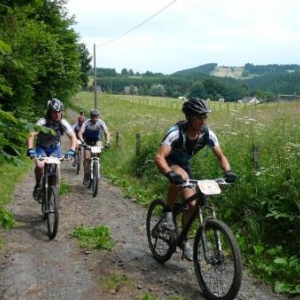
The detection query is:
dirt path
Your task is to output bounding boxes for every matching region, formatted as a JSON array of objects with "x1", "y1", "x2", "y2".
[{"x1": 0, "y1": 112, "x2": 290, "y2": 300}]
